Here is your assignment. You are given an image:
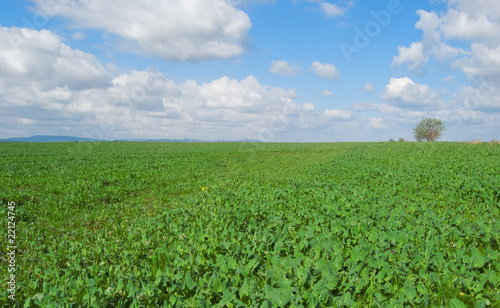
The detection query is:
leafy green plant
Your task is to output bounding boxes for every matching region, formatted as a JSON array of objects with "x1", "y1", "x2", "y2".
[{"x1": 0, "y1": 142, "x2": 499, "y2": 307}]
